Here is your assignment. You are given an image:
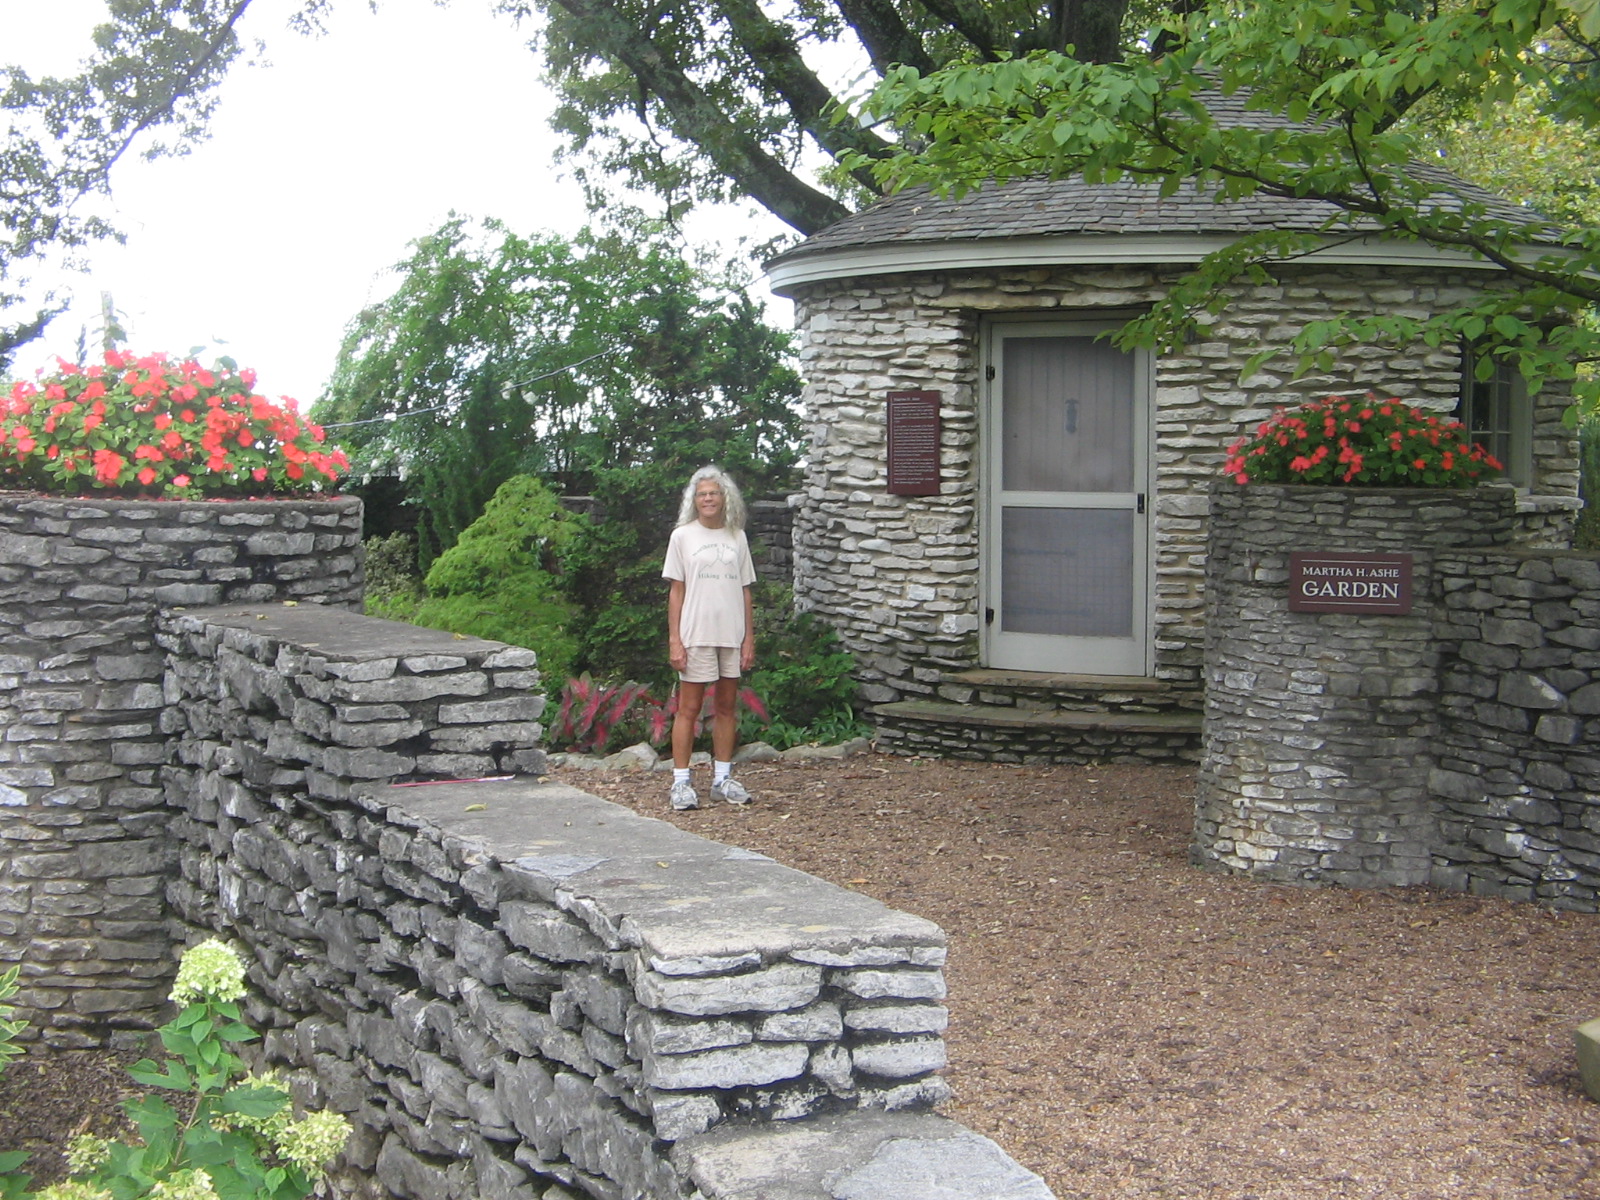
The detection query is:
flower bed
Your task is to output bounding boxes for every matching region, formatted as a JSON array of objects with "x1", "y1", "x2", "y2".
[
  {"x1": 1, "y1": 350, "x2": 348, "y2": 497},
  {"x1": 1224, "y1": 394, "x2": 1500, "y2": 486}
]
